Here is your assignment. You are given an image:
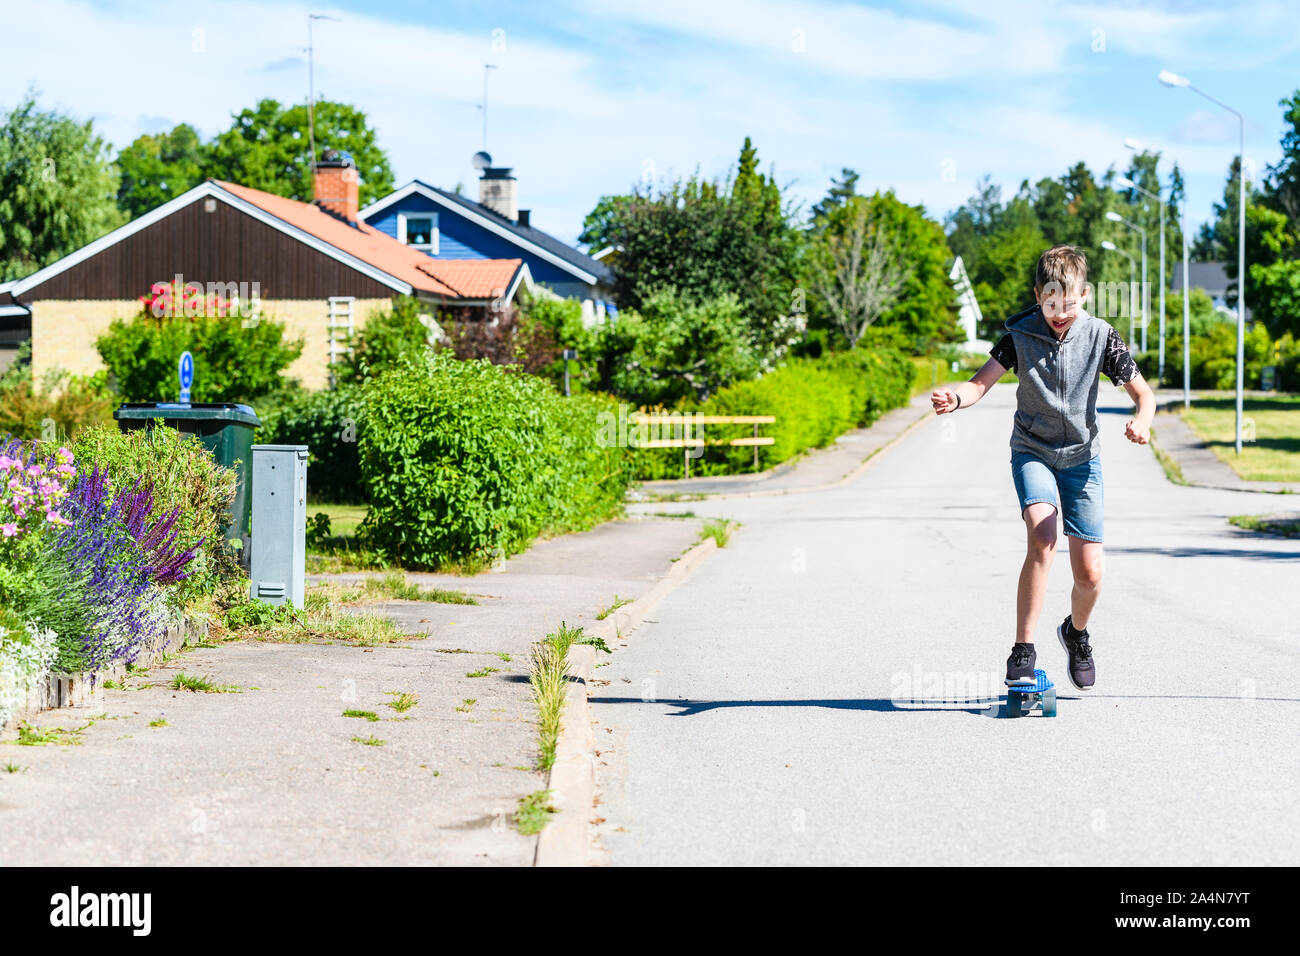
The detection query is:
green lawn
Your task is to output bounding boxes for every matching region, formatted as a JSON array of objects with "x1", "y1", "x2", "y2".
[
  {"x1": 1179, "y1": 395, "x2": 1300, "y2": 482},
  {"x1": 309, "y1": 503, "x2": 368, "y2": 537},
  {"x1": 304, "y1": 503, "x2": 385, "y2": 573}
]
